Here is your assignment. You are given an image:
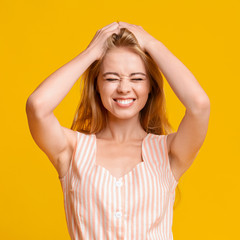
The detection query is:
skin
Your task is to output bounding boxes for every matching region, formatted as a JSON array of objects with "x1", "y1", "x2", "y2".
[
  {"x1": 96, "y1": 47, "x2": 151, "y2": 142},
  {"x1": 26, "y1": 21, "x2": 210, "y2": 181},
  {"x1": 93, "y1": 47, "x2": 152, "y2": 178}
]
